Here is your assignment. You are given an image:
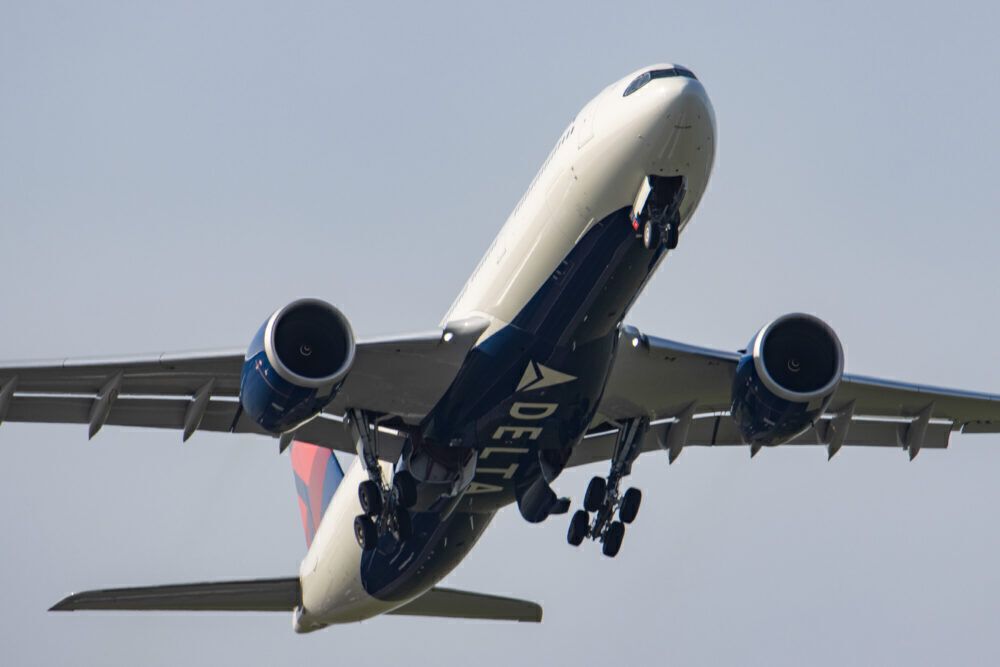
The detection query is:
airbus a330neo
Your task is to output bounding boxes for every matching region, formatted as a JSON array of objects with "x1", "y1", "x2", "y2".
[{"x1": 9, "y1": 64, "x2": 1000, "y2": 630}]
